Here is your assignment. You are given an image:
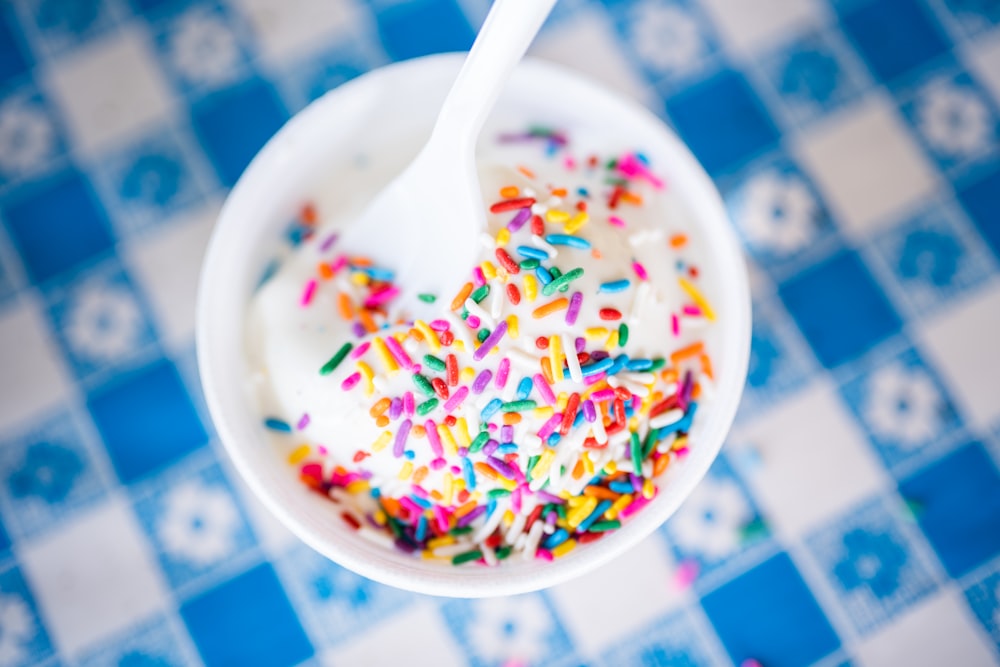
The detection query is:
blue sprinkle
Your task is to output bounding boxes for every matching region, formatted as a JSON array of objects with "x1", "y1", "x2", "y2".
[
  {"x1": 573, "y1": 410, "x2": 586, "y2": 428},
  {"x1": 405, "y1": 450, "x2": 415, "y2": 460},
  {"x1": 264, "y1": 418, "x2": 292, "y2": 433},
  {"x1": 486, "y1": 498, "x2": 498, "y2": 517},
  {"x1": 598, "y1": 279, "x2": 631, "y2": 293},
  {"x1": 542, "y1": 528, "x2": 570, "y2": 549},
  {"x1": 577, "y1": 187, "x2": 589, "y2": 198},
  {"x1": 578, "y1": 500, "x2": 613, "y2": 532},
  {"x1": 481, "y1": 398, "x2": 503, "y2": 422},
  {"x1": 496, "y1": 443, "x2": 518, "y2": 454},
  {"x1": 581, "y1": 357, "x2": 614, "y2": 377},
  {"x1": 516, "y1": 377, "x2": 534, "y2": 401},
  {"x1": 547, "y1": 433, "x2": 562, "y2": 446},
  {"x1": 415, "y1": 515, "x2": 428, "y2": 542},
  {"x1": 463, "y1": 458, "x2": 476, "y2": 490},
  {"x1": 626, "y1": 358, "x2": 653, "y2": 371},
  {"x1": 609, "y1": 480, "x2": 634, "y2": 494},
  {"x1": 360, "y1": 266, "x2": 395, "y2": 281},
  {"x1": 517, "y1": 246, "x2": 549, "y2": 260},
  {"x1": 545, "y1": 234, "x2": 591, "y2": 249},
  {"x1": 535, "y1": 265, "x2": 553, "y2": 285},
  {"x1": 409, "y1": 494, "x2": 432, "y2": 509},
  {"x1": 607, "y1": 354, "x2": 630, "y2": 376}
]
